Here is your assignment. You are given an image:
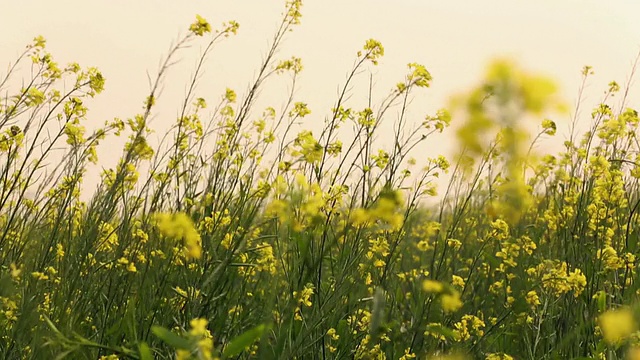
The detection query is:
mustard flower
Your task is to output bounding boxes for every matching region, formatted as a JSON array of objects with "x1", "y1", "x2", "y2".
[
  {"x1": 189, "y1": 15, "x2": 211, "y2": 36},
  {"x1": 441, "y1": 292, "x2": 463, "y2": 313},
  {"x1": 423, "y1": 280, "x2": 444, "y2": 293},
  {"x1": 599, "y1": 307, "x2": 637, "y2": 346},
  {"x1": 154, "y1": 212, "x2": 202, "y2": 260}
]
